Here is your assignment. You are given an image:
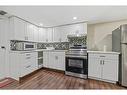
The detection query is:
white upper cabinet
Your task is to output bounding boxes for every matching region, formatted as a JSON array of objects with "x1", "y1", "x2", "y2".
[
  {"x1": 9, "y1": 17, "x2": 39, "y2": 42},
  {"x1": 33, "y1": 25, "x2": 39, "y2": 42},
  {"x1": 38, "y1": 28, "x2": 47, "y2": 42},
  {"x1": 9, "y1": 17, "x2": 26, "y2": 41},
  {"x1": 26, "y1": 23, "x2": 34, "y2": 41},
  {"x1": 46, "y1": 28, "x2": 53, "y2": 43},
  {"x1": 68, "y1": 23, "x2": 87, "y2": 35},
  {"x1": 53, "y1": 27, "x2": 62, "y2": 42},
  {"x1": 53, "y1": 23, "x2": 87, "y2": 42}
]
